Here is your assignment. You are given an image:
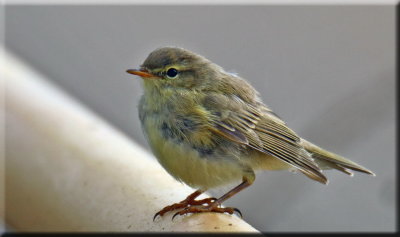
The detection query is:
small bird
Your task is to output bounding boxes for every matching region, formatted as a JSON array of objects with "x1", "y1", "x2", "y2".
[{"x1": 126, "y1": 47, "x2": 375, "y2": 220}]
